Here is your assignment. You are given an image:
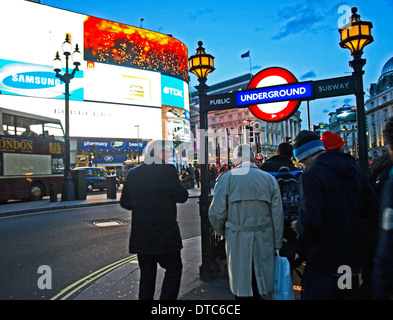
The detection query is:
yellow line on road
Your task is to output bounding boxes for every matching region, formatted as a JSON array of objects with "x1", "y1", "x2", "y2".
[
  {"x1": 51, "y1": 236, "x2": 201, "y2": 300},
  {"x1": 50, "y1": 254, "x2": 137, "y2": 300}
]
